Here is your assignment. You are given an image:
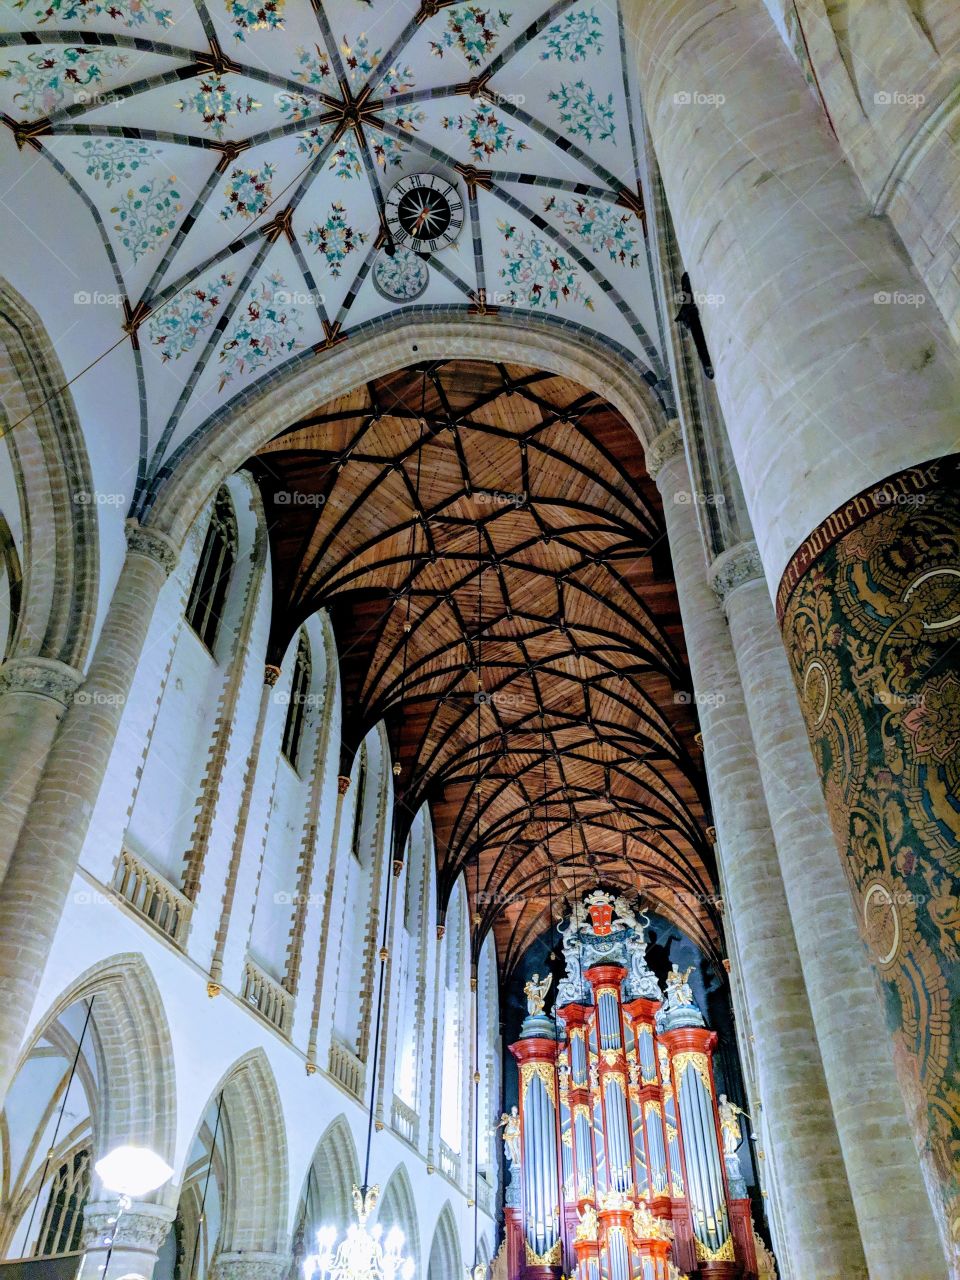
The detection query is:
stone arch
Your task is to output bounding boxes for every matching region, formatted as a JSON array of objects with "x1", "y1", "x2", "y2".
[
  {"x1": 192, "y1": 1049, "x2": 289, "y2": 1257},
  {"x1": 143, "y1": 315, "x2": 666, "y2": 553},
  {"x1": 426, "y1": 1202, "x2": 461, "y2": 1280},
  {"x1": 302, "y1": 1115, "x2": 360, "y2": 1233},
  {"x1": 0, "y1": 277, "x2": 98, "y2": 671},
  {"x1": 19, "y1": 952, "x2": 176, "y2": 1168},
  {"x1": 376, "y1": 1164, "x2": 420, "y2": 1275},
  {"x1": 287, "y1": 1115, "x2": 360, "y2": 1280}
]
